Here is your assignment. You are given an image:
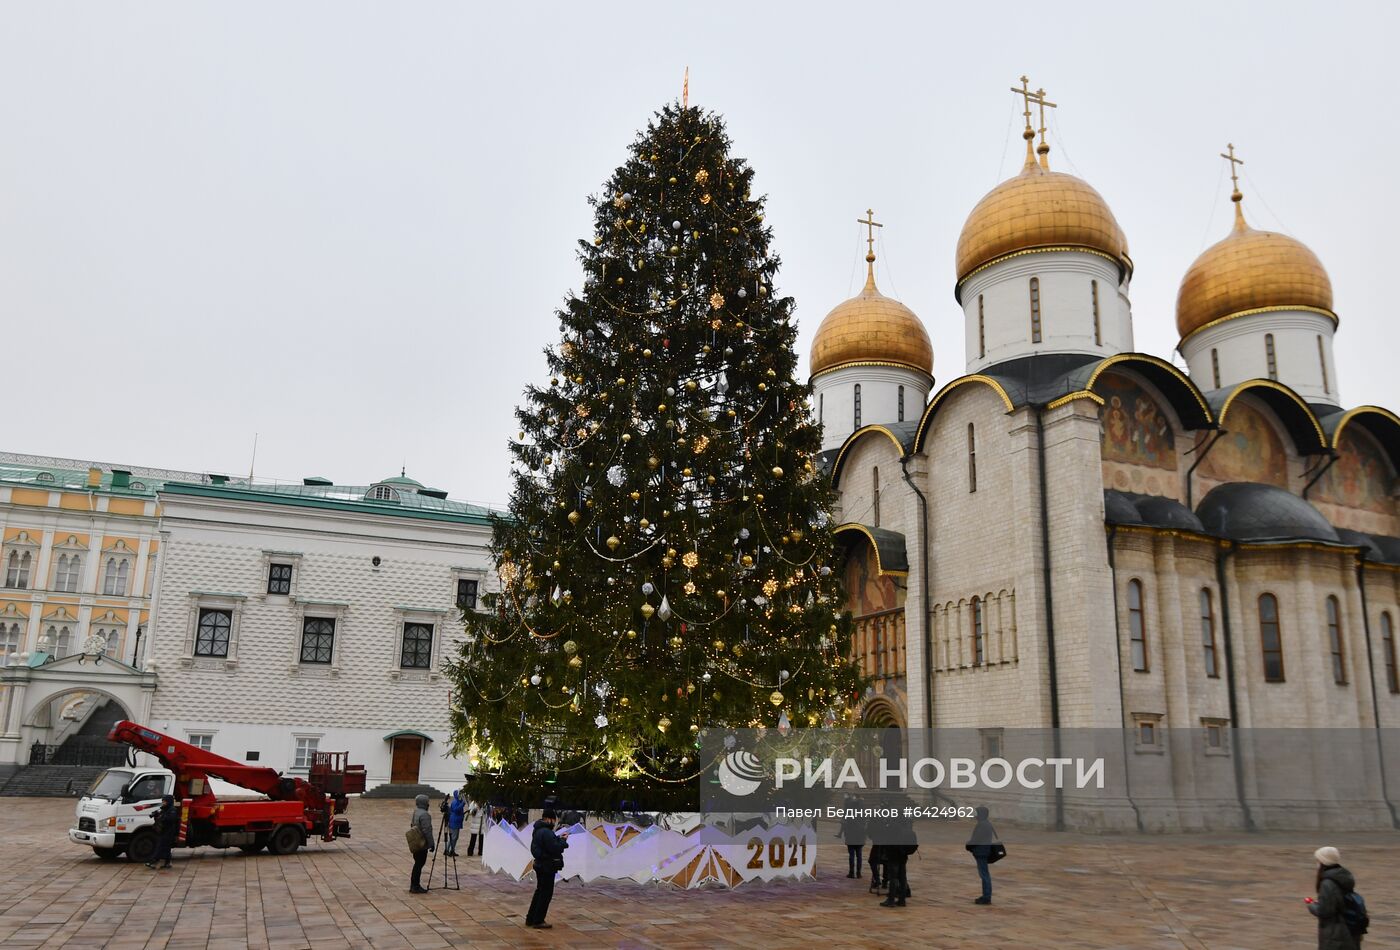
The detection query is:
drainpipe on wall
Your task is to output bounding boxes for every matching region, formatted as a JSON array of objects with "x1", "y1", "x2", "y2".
[
  {"x1": 1214, "y1": 541, "x2": 1255, "y2": 831},
  {"x1": 1300, "y1": 452, "x2": 1338, "y2": 500},
  {"x1": 1104, "y1": 525, "x2": 1145, "y2": 832},
  {"x1": 1354, "y1": 551, "x2": 1400, "y2": 828},
  {"x1": 899, "y1": 454, "x2": 933, "y2": 735},
  {"x1": 1185, "y1": 430, "x2": 1224, "y2": 510},
  {"x1": 1034, "y1": 405, "x2": 1065, "y2": 832}
]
